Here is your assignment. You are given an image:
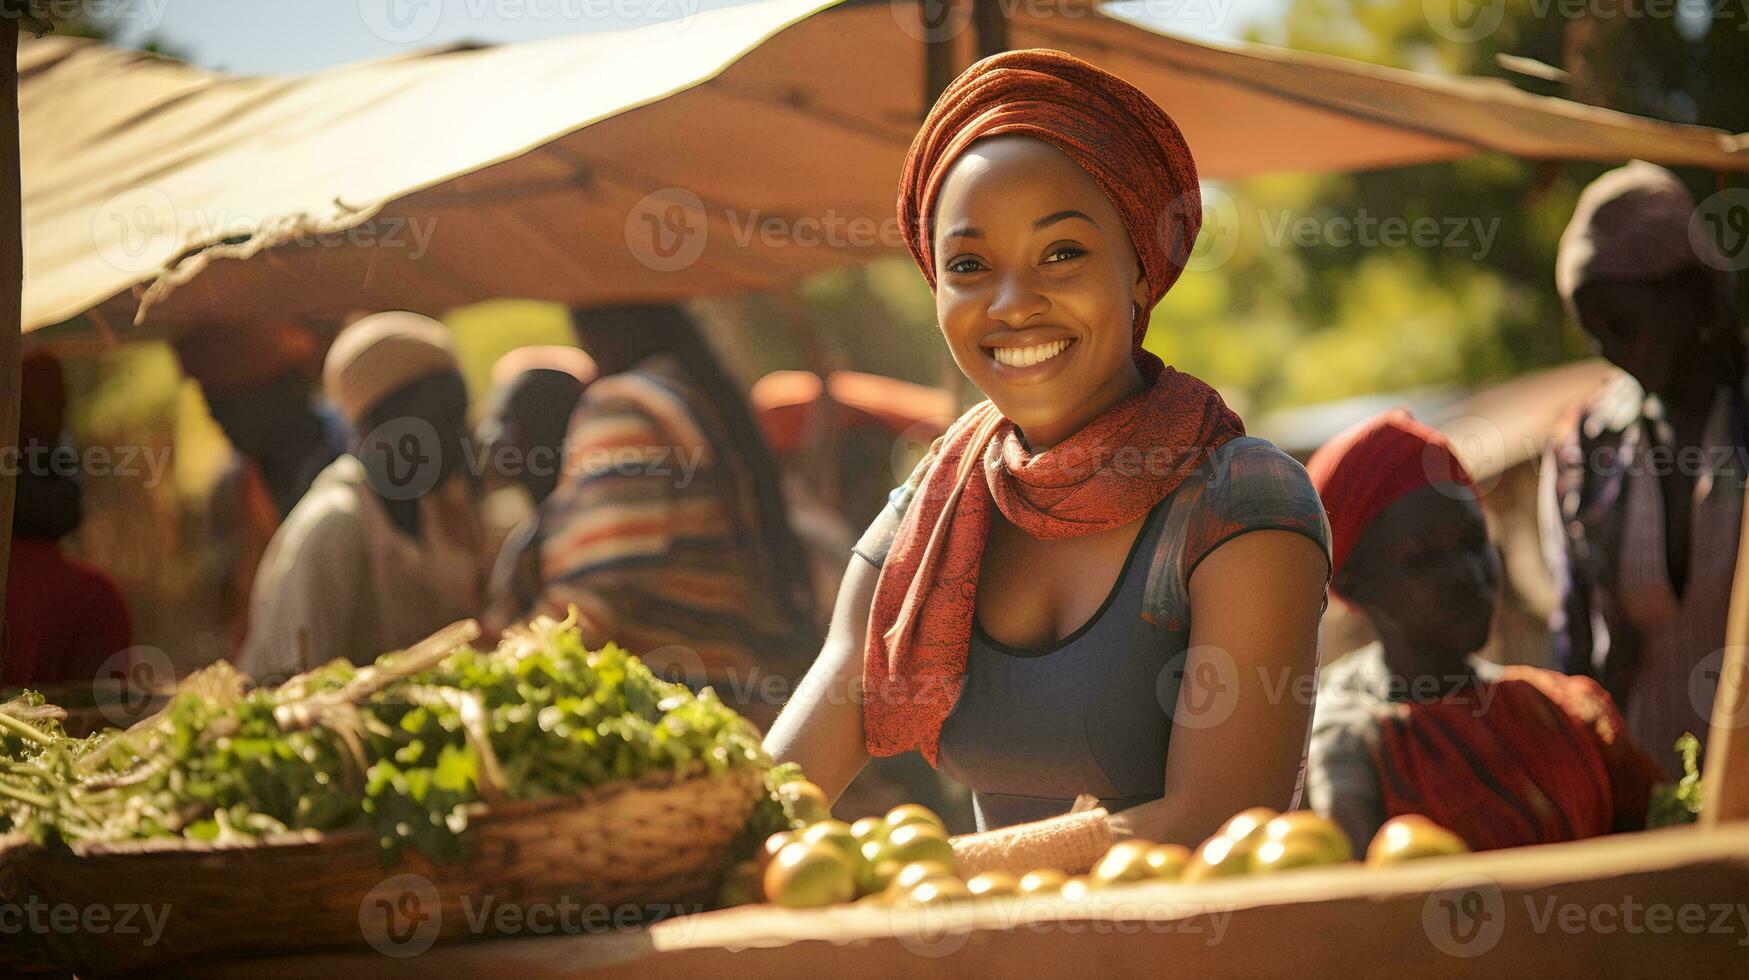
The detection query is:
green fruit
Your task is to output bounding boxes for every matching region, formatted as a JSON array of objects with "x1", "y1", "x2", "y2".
[
  {"x1": 1017, "y1": 869, "x2": 1068, "y2": 895},
  {"x1": 900, "y1": 876, "x2": 971, "y2": 906},
  {"x1": 966, "y1": 871, "x2": 1019, "y2": 898},
  {"x1": 764, "y1": 840, "x2": 857, "y2": 908},
  {"x1": 1091, "y1": 840, "x2": 1156, "y2": 886},
  {"x1": 1261, "y1": 811, "x2": 1352, "y2": 866},
  {"x1": 1216, "y1": 807, "x2": 1278, "y2": 863},
  {"x1": 775, "y1": 781, "x2": 833, "y2": 825},
  {"x1": 1252, "y1": 836, "x2": 1333, "y2": 873},
  {"x1": 1366, "y1": 815, "x2": 1468, "y2": 867},
  {"x1": 759, "y1": 830, "x2": 794, "y2": 870},
  {"x1": 881, "y1": 823, "x2": 955, "y2": 870},
  {"x1": 801, "y1": 820, "x2": 861, "y2": 862},
  {"x1": 1183, "y1": 833, "x2": 1252, "y2": 882},
  {"x1": 851, "y1": 815, "x2": 888, "y2": 845},
  {"x1": 883, "y1": 803, "x2": 947, "y2": 836},
  {"x1": 885, "y1": 860, "x2": 956, "y2": 898},
  {"x1": 1144, "y1": 844, "x2": 1191, "y2": 880}
]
